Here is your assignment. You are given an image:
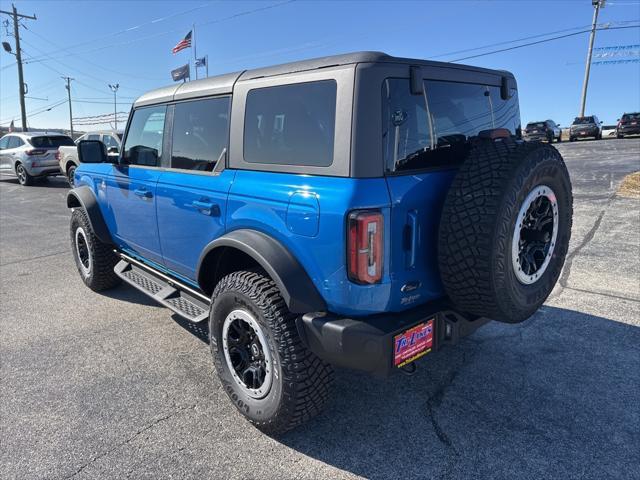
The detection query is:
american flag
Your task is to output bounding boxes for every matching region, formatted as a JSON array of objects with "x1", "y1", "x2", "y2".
[{"x1": 172, "y1": 31, "x2": 192, "y2": 54}]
